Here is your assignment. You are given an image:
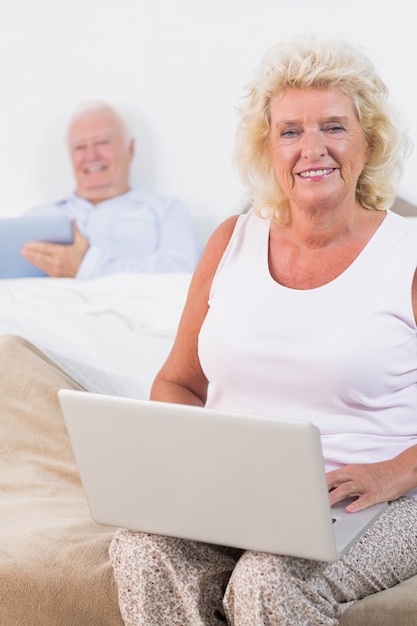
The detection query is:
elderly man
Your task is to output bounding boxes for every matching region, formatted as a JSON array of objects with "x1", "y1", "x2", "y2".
[{"x1": 21, "y1": 102, "x2": 201, "y2": 278}]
